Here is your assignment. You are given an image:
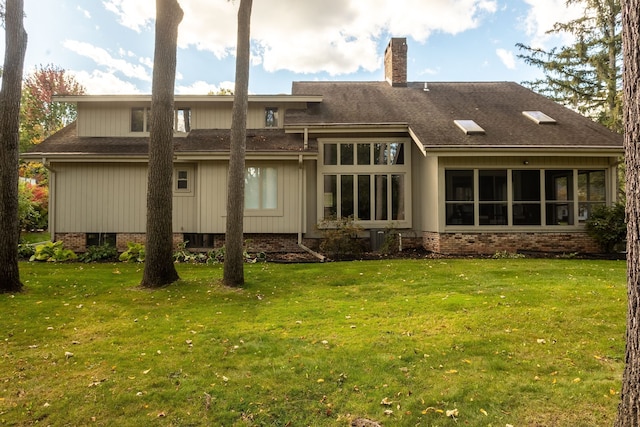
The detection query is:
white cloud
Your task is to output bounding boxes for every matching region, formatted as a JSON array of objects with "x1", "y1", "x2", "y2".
[
  {"x1": 102, "y1": 0, "x2": 154, "y2": 33},
  {"x1": 496, "y1": 48, "x2": 516, "y2": 70},
  {"x1": 521, "y1": 0, "x2": 584, "y2": 48},
  {"x1": 175, "y1": 80, "x2": 235, "y2": 95},
  {"x1": 73, "y1": 70, "x2": 142, "y2": 95},
  {"x1": 63, "y1": 40, "x2": 151, "y2": 82},
  {"x1": 78, "y1": 7, "x2": 91, "y2": 19},
  {"x1": 173, "y1": 0, "x2": 500, "y2": 75}
]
